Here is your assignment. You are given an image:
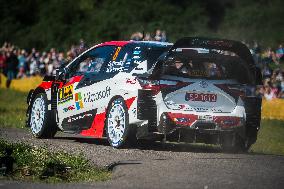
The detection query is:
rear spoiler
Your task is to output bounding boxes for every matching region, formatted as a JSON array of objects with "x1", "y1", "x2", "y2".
[
  {"x1": 169, "y1": 37, "x2": 253, "y2": 68},
  {"x1": 165, "y1": 37, "x2": 262, "y2": 85}
]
